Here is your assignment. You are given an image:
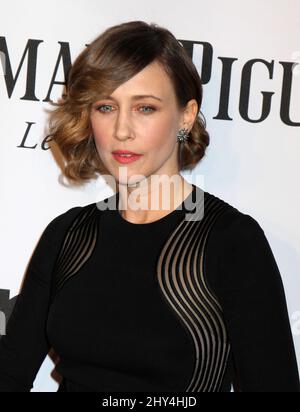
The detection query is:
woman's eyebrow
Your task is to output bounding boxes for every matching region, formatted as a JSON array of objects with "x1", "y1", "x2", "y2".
[{"x1": 98, "y1": 94, "x2": 163, "y2": 102}]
